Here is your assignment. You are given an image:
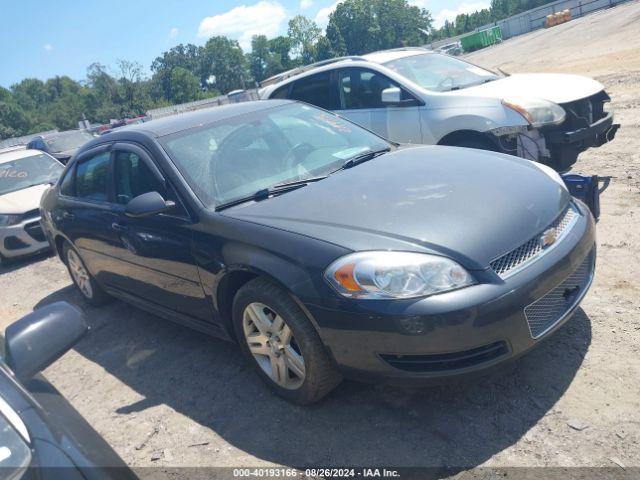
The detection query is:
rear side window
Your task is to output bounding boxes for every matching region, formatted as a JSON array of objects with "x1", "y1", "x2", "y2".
[
  {"x1": 75, "y1": 151, "x2": 110, "y2": 202},
  {"x1": 289, "y1": 72, "x2": 338, "y2": 110},
  {"x1": 270, "y1": 85, "x2": 290, "y2": 99},
  {"x1": 113, "y1": 151, "x2": 165, "y2": 204}
]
